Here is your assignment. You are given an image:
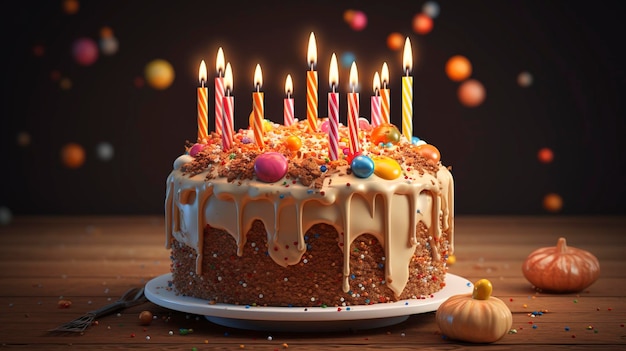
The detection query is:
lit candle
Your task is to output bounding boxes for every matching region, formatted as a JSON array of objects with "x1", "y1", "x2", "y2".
[
  {"x1": 197, "y1": 60, "x2": 209, "y2": 142},
  {"x1": 306, "y1": 32, "x2": 318, "y2": 132},
  {"x1": 221, "y1": 62, "x2": 234, "y2": 150},
  {"x1": 348, "y1": 61, "x2": 360, "y2": 155},
  {"x1": 371, "y1": 71, "x2": 382, "y2": 128},
  {"x1": 402, "y1": 37, "x2": 413, "y2": 141},
  {"x1": 328, "y1": 53, "x2": 339, "y2": 161},
  {"x1": 380, "y1": 62, "x2": 390, "y2": 125},
  {"x1": 252, "y1": 64, "x2": 264, "y2": 148},
  {"x1": 215, "y1": 47, "x2": 225, "y2": 136},
  {"x1": 284, "y1": 74, "x2": 294, "y2": 126}
]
